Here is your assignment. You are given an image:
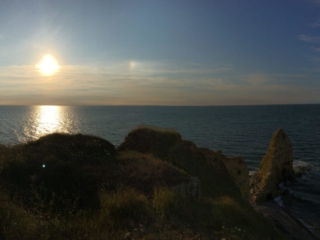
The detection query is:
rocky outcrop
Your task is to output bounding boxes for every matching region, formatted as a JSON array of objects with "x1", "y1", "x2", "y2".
[
  {"x1": 293, "y1": 161, "x2": 312, "y2": 177},
  {"x1": 118, "y1": 126, "x2": 242, "y2": 200},
  {"x1": 197, "y1": 149, "x2": 232, "y2": 171},
  {"x1": 199, "y1": 149, "x2": 250, "y2": 200},
  {"x1": 255, "y1": 201, "x2": 318, "y2": 240},
  {"x1": 117, "y1": 152, "x2": 192, "y2": 196},
  {"x1": 1, "y1": 133, "x2": 117, "y2": 210},
  {"x1": 172, "y1": 177, "x2": 201, "y2": 198},
  {"x1": 251, "y1": 129, "x2": 294, "y2": 202},
  {"x1": 222, "y1": 156, "x2": 250, "y2": 200}
]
